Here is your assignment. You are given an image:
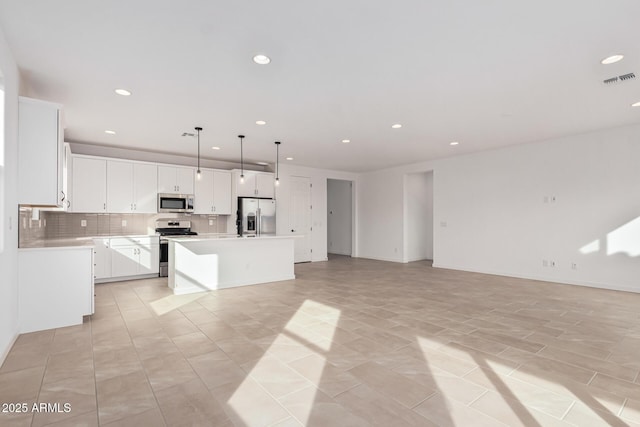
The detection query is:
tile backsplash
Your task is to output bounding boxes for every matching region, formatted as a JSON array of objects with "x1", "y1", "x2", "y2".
[{"x1": 19, "y1": 208, "x2": 231, "y2": 247}]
